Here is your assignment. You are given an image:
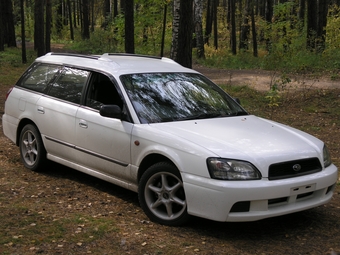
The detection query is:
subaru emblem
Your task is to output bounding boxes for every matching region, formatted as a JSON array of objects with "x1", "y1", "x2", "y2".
[{"x1": 293, "y1": 164, "x2": 302, "y2": 172}]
